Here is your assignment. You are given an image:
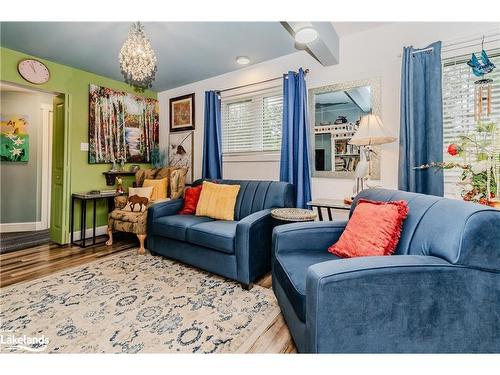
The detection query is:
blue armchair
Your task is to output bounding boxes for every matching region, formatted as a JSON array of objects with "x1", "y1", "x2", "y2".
[
  {"x1": 272, "y1": 188, "x2": 500, "y2": 353},
  {"x1": 148, "y1": 179, "x2": 294, "y2": 289}
]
